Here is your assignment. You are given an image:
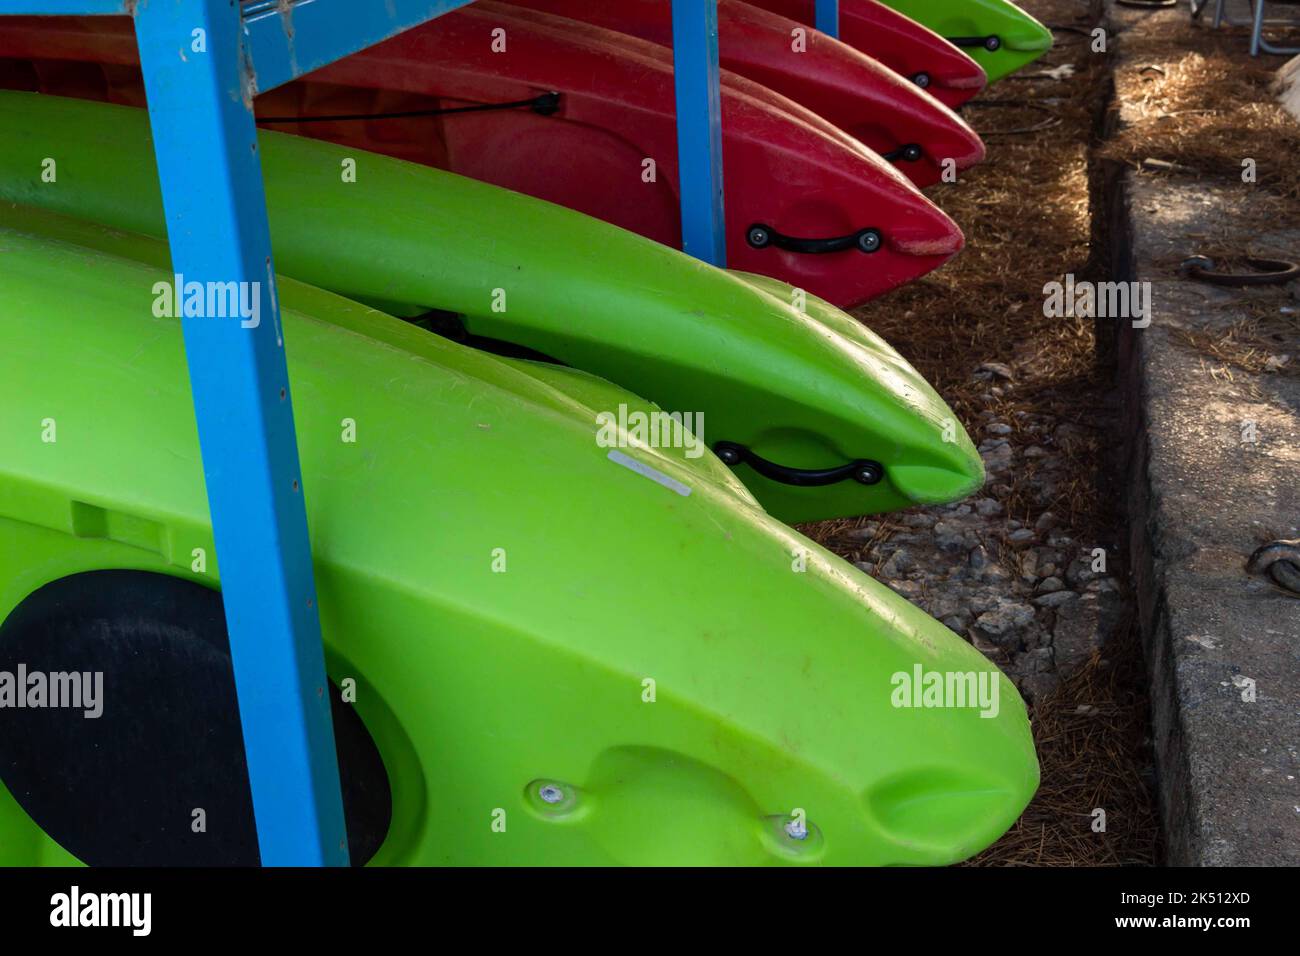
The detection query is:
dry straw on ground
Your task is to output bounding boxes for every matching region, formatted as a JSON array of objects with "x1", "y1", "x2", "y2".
[{"x1": 1099, "y1": 19, "x2": 1300, "y2": 204}]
